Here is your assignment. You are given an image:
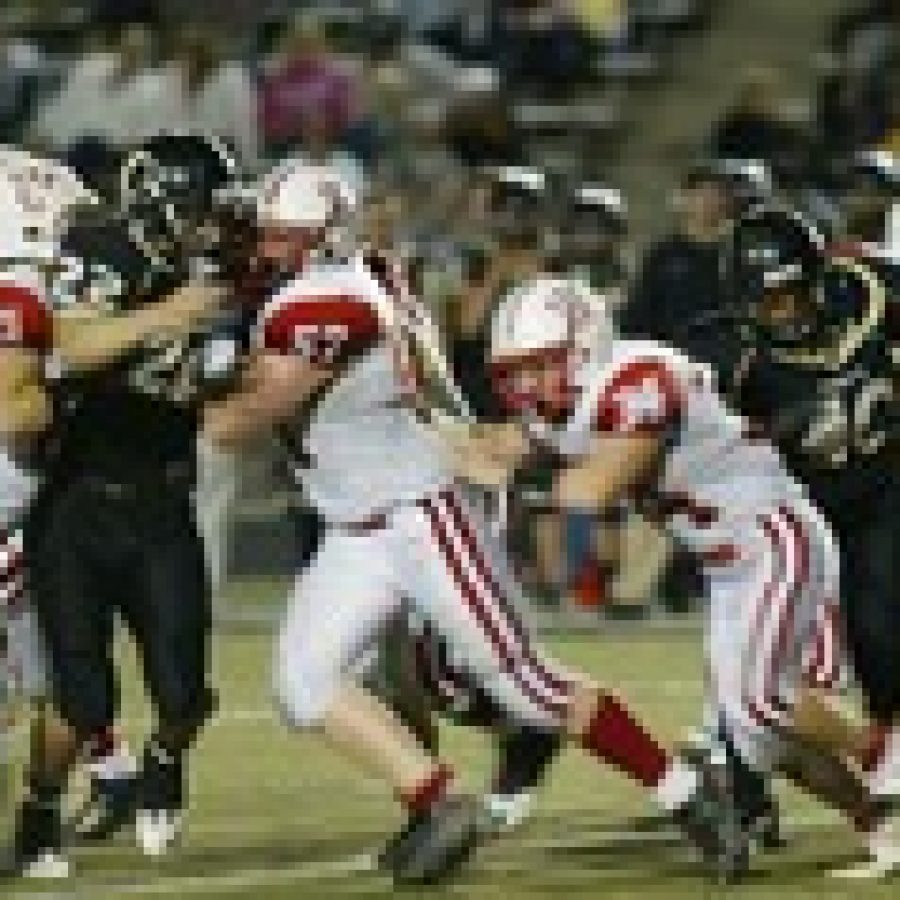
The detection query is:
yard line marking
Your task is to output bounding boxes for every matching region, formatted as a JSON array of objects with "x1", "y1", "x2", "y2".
[{"x1": 8, "y1": 854, "x2": 375, "y2": 898}]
